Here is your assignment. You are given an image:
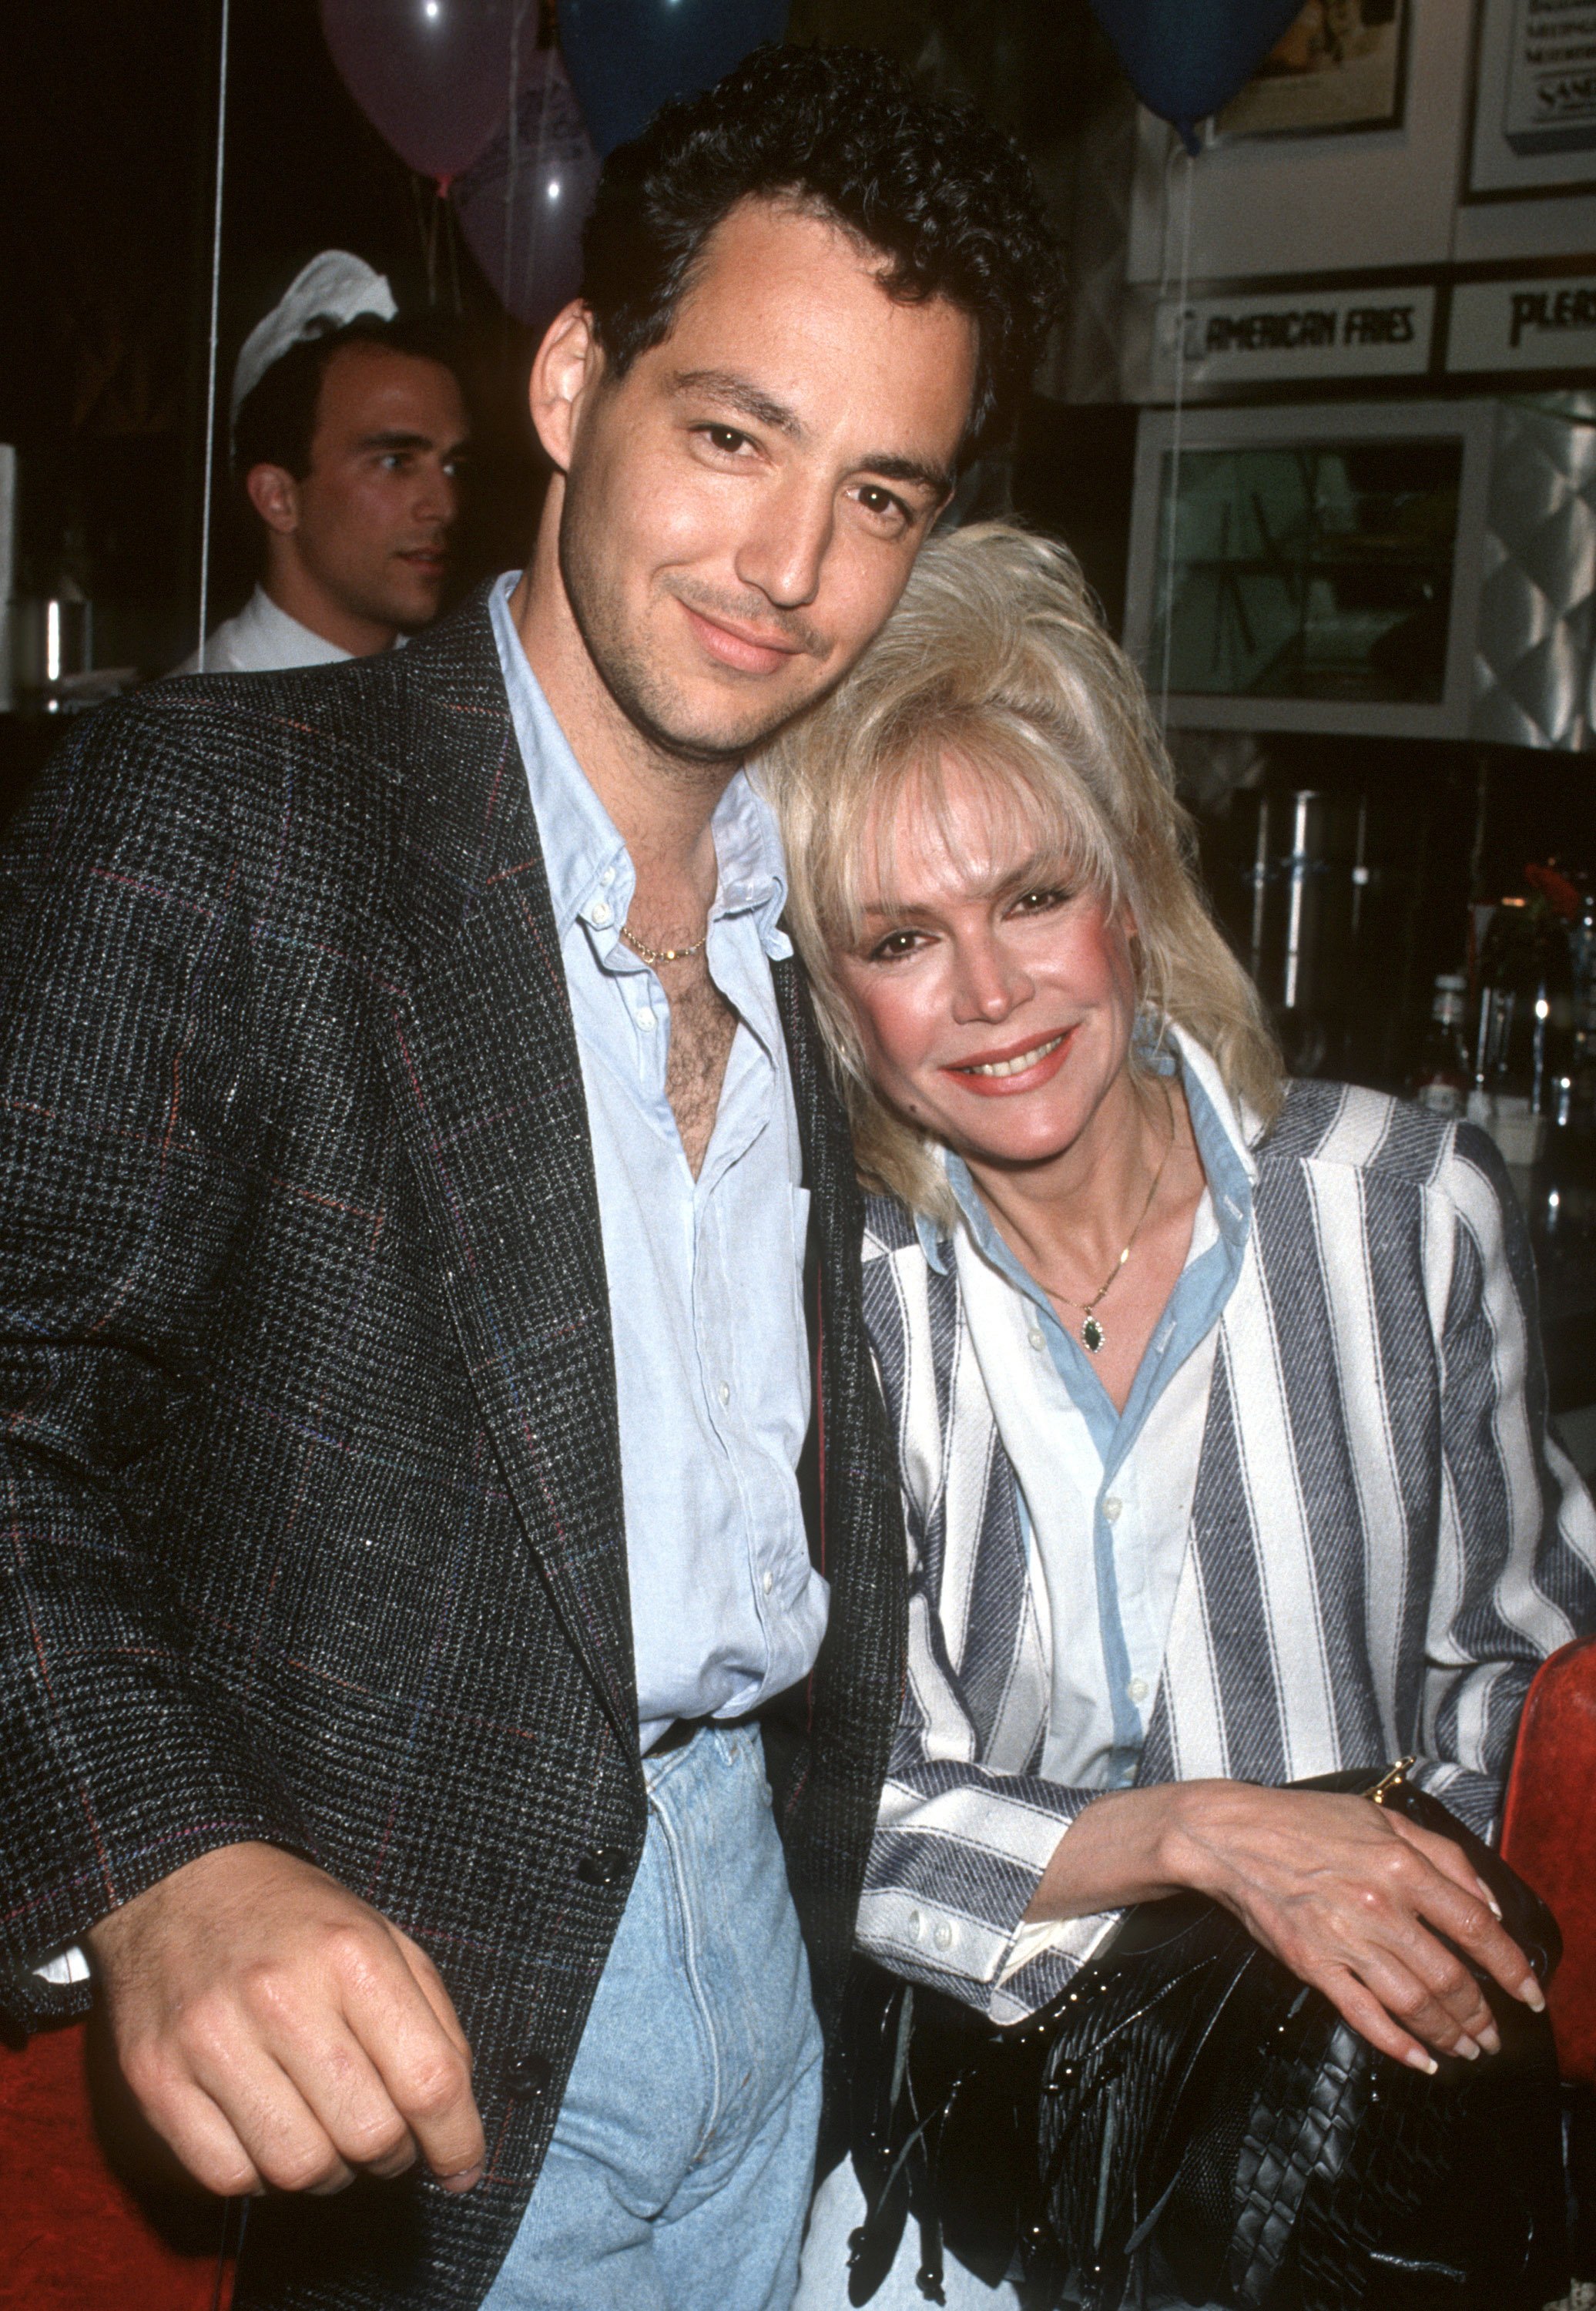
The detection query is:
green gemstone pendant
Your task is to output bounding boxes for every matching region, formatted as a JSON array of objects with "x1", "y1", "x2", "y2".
[{"x1": 1081, "y1": 1314, "x2": 1105, "y2": 1355}]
